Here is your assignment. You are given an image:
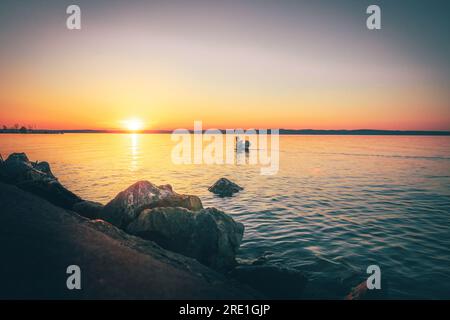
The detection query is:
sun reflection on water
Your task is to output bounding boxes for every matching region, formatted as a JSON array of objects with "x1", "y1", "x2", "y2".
[{"x1": 129, "y1": 133, "x2": 140, "y2": 172}]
